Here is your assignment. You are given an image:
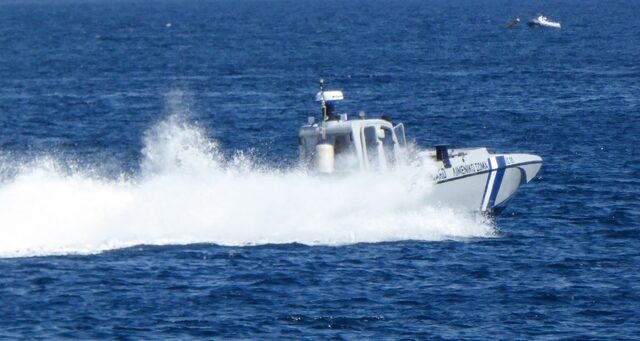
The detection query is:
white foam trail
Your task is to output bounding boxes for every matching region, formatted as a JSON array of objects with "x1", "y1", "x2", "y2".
[{"x1": 0, "y1": 116, "x2": 495, "y2": 258}]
